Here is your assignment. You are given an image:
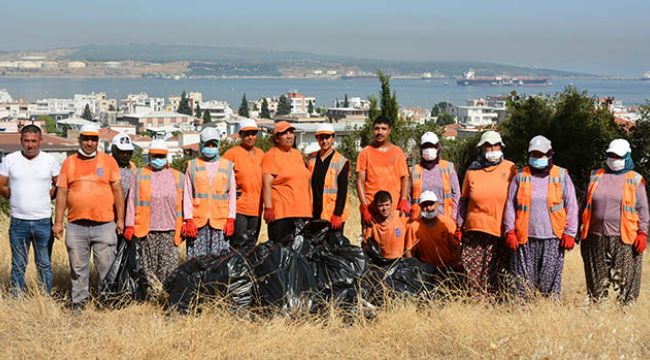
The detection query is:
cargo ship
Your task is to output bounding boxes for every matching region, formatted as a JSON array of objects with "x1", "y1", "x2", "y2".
[{"x1": 456, "y1": 69, "x2": 548, "y2": 86}]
